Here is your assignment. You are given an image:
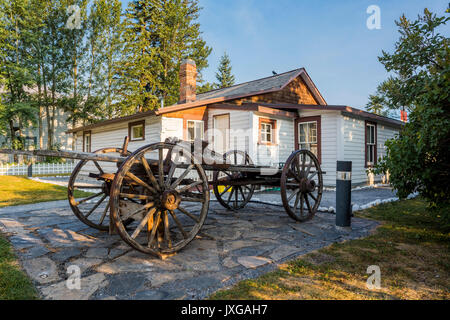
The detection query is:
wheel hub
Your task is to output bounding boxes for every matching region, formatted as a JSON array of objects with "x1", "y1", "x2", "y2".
[
  {"x1": 161, "y1": 190, "x2": 181, "y2": 210},
  {"x1": 299, "y1": 178, "x2": 316, "y2": 193}
]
